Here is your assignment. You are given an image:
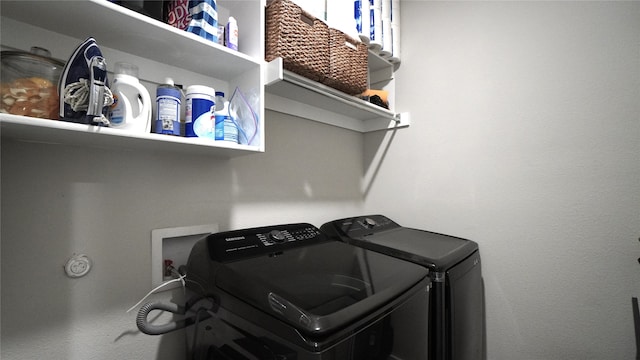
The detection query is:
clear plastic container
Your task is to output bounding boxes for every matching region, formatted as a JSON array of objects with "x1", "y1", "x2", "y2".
[{"x1": 0, "y1": 47, "x2": 65, "y2": 119}]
